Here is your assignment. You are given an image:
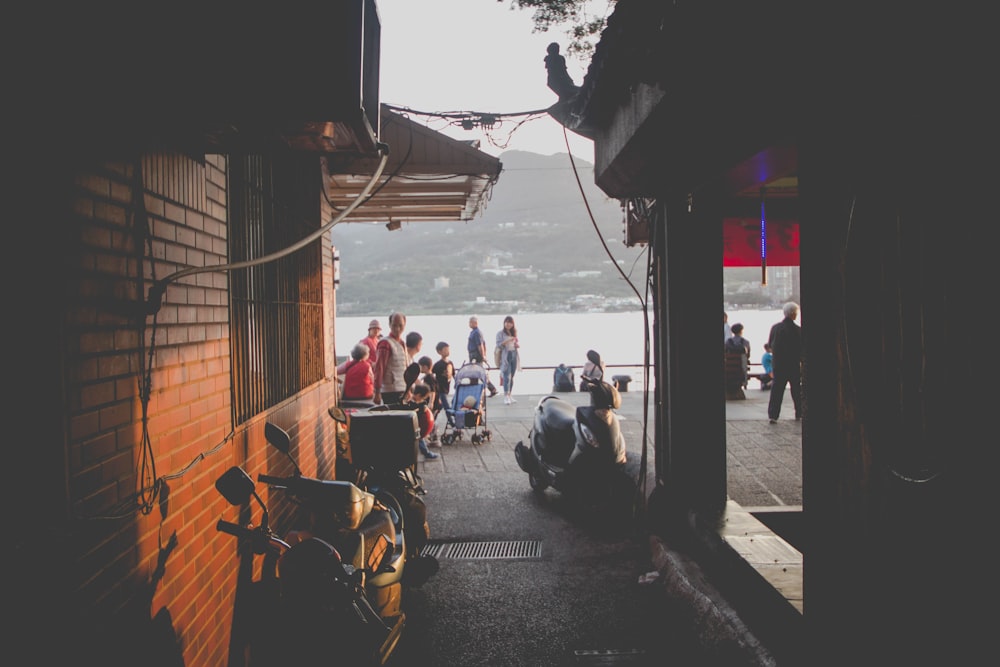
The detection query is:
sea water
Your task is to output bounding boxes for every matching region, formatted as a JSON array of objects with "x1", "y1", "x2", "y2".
[{"x1": 335, "y1": 309, "x2": 786, "y2": 395}]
